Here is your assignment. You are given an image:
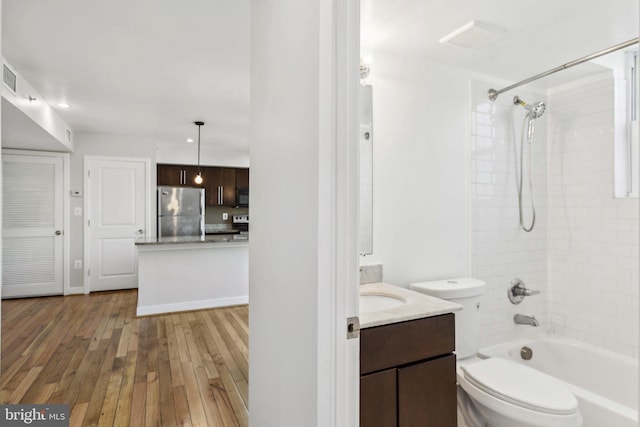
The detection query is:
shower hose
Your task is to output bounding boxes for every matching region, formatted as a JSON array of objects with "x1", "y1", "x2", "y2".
[{"x1": 516, "y1": 113, "x2": 536, "y2": 232}]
